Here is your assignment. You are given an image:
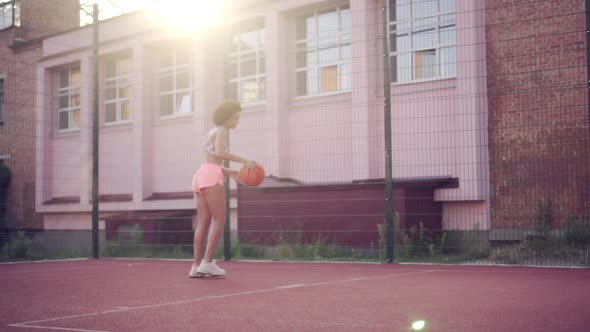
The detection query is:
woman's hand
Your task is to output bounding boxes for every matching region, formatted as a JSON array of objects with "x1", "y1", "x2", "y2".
[{"x1": 243, "y1": 160, "x2": 258, "y2": 169}]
